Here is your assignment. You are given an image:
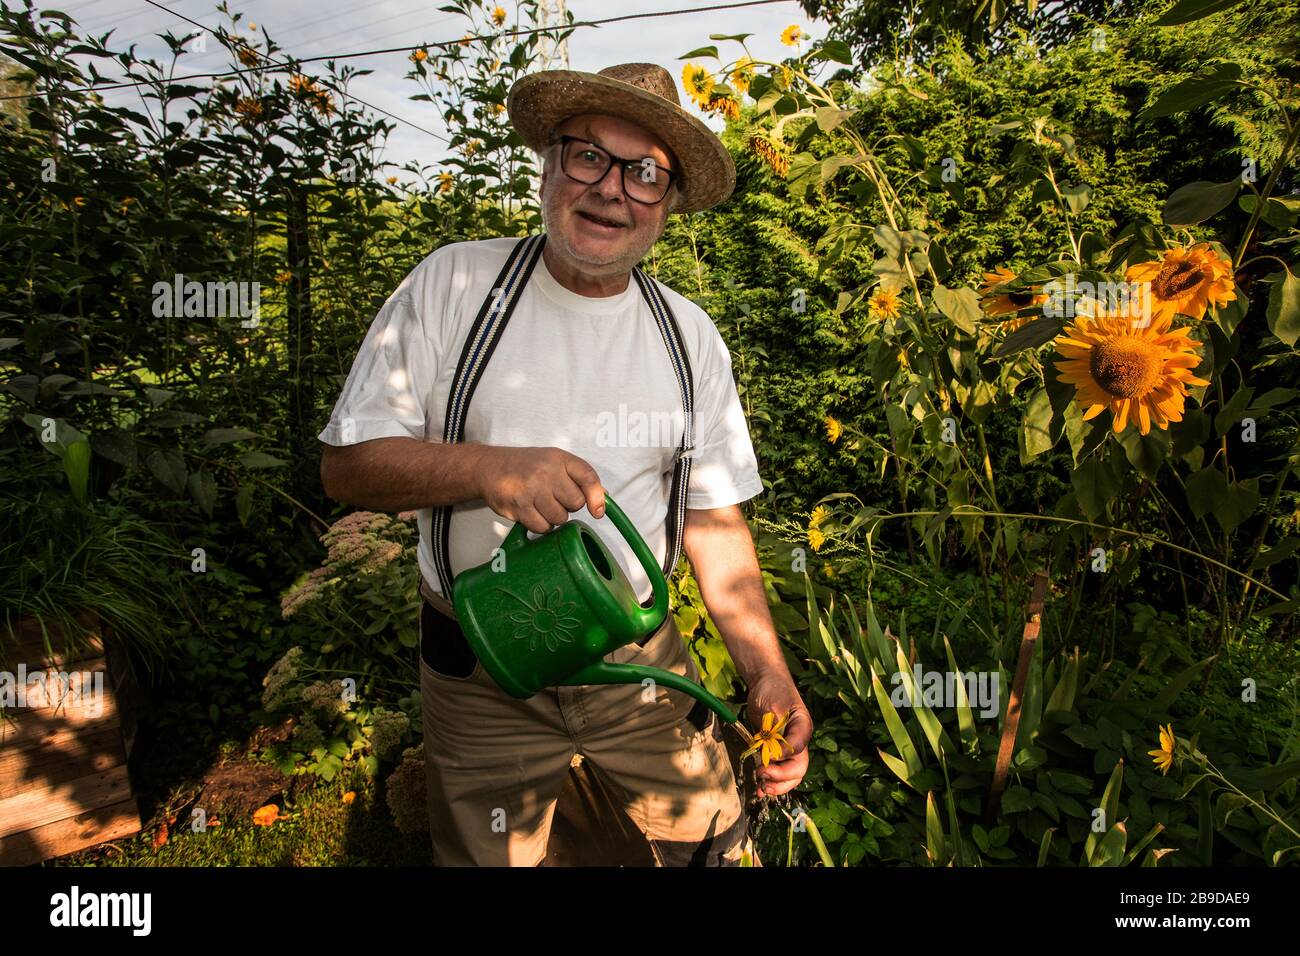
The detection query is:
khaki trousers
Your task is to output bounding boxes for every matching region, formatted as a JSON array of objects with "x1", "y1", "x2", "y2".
[{"x1": 418, "y1": 591, "x2": 747, "y2": 866}]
